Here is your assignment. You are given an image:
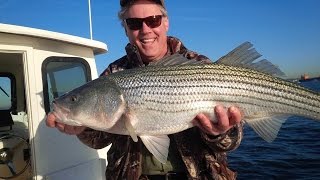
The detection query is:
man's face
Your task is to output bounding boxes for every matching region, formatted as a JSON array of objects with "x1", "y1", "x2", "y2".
[{"x1": 124, "y1": 0, "x2": 169, "y2": 63}]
